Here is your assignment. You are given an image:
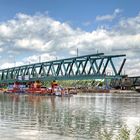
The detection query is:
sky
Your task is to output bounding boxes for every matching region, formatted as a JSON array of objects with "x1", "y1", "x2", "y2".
[{"x1": 0, "y1": 0, "x2": 140, "y2": 76}]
